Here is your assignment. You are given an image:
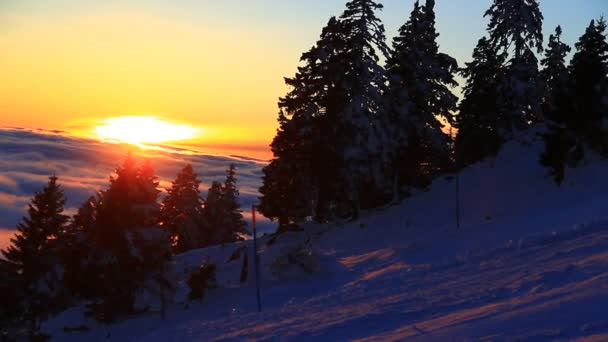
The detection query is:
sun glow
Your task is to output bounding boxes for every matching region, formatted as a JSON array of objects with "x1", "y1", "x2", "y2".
[{"x1": 94, "y1": 116, "x2": 199, "y2": 145}]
